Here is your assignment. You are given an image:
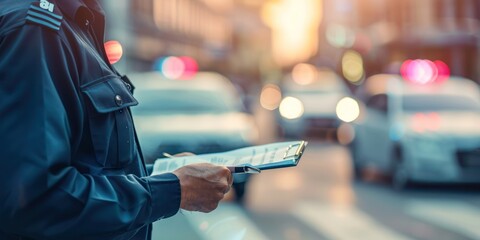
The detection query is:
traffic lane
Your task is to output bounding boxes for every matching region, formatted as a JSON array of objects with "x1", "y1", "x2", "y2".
[
  {"x1": 244, "y1": 141, "x2": 480, "y2": 240},
  {"x1": 246, "y1": 141, "x2": 413, "y2": 240},
  {"x1": 244, "y1": 141, "x2": 355, "y2": 240},
  {"x1": 151, "y1": 141, "x2": 343, "y2": 240},
  {"x1": 353, "y1": 182, "x2": 479, "y2": 240},
  {"x1": 245, "y1": 211, "x2": 329, "y2": 240},
  {"x1": 152, "y1": 141, "x2": 480, "y2": 240},
  {"x1": 245, "y1": 141, "x2": 354, "y2": 212}
]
